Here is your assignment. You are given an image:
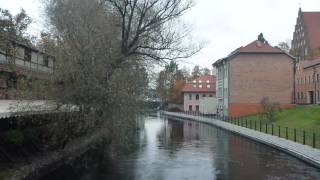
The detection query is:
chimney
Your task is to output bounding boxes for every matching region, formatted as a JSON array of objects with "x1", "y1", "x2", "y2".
[{"x1": 256, "y1": 41, "x2": 262, "y2": 48}]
